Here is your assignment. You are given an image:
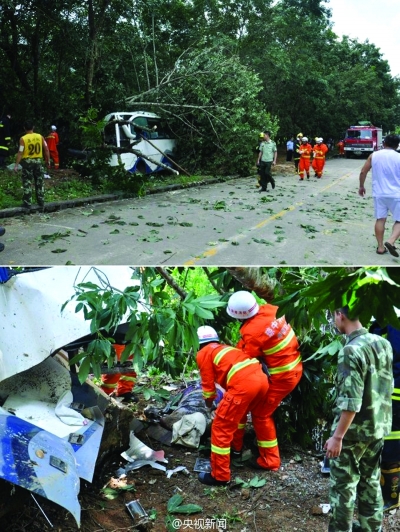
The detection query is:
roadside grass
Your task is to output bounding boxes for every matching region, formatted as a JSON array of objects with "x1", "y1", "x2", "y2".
[{"x1": 0, "y1": 166, "x2": 217, "y2": 210}]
